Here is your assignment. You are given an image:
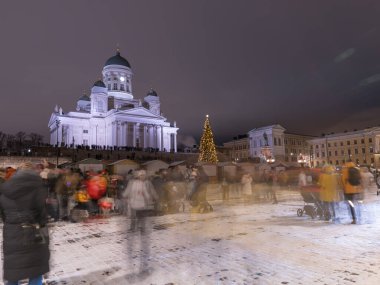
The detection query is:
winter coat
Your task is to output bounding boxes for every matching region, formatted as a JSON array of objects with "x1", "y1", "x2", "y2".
[
  {"x1": 318, "y1": 173, "x2": 341, "y2": 202},
  {"x1": 123, "y1": 179, "x2": 158, "y2": 210},
  {"x1": 341, "y1": 162, "x2": 363, "y2": 194},
  {"x1": 0, "y1": 170, "x2": 50, "y2": 282}
]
